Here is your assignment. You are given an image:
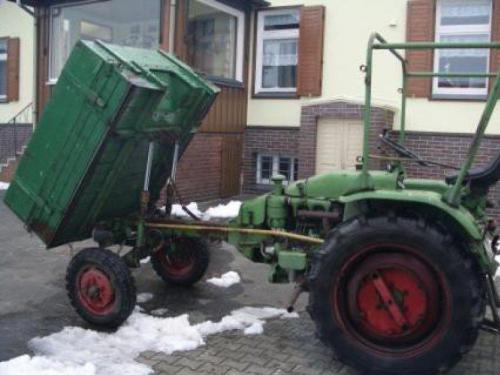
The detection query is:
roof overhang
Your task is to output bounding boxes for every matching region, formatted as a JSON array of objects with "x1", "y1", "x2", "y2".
[{"x1": 8, "y1": 0, "x2": 270, "y2": 8}]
